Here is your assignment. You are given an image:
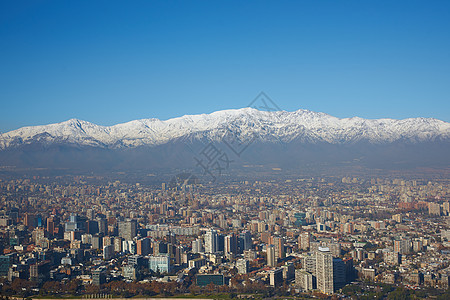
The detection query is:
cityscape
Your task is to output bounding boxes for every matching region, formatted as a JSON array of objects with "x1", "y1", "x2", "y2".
[
  {"x1": 0, "y1": 173, "x2": 450, "y2": 299},
  {"x1": 1, "y1": 1, "x2": 450, "y2": 299}
]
